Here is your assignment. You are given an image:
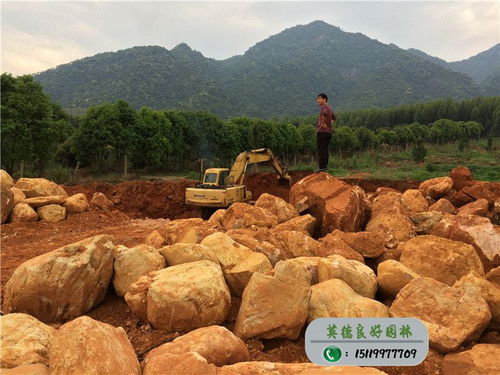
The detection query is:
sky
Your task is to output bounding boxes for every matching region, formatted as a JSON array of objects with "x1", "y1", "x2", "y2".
[{"x1": 1, "y1": 1, "x2": 499, "y2": 76}]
